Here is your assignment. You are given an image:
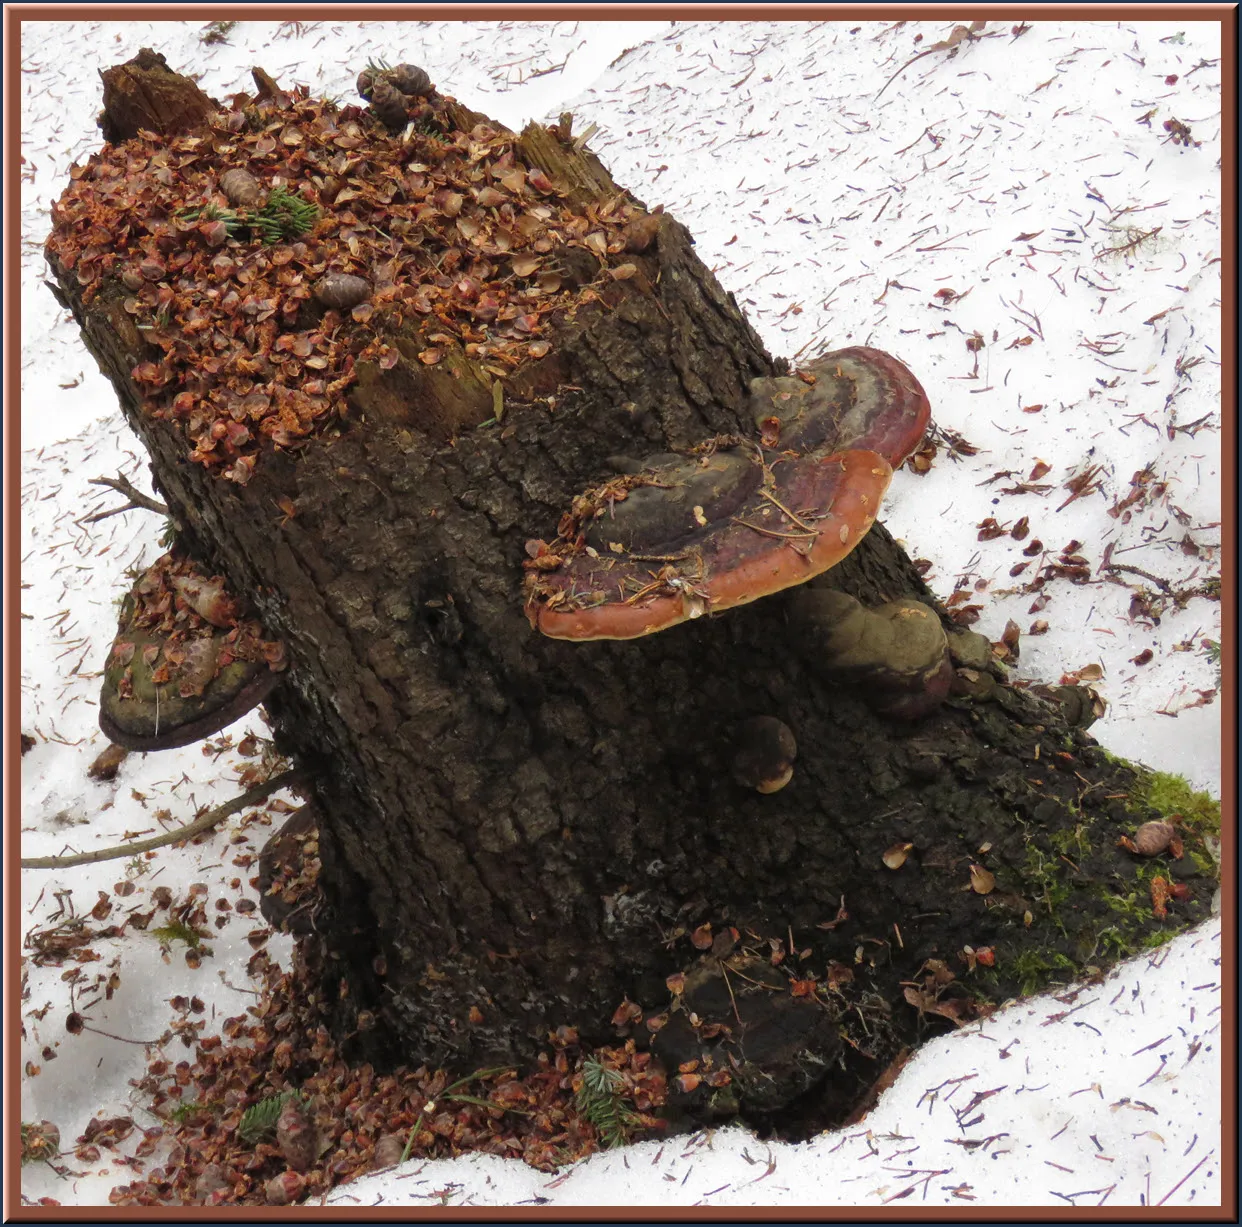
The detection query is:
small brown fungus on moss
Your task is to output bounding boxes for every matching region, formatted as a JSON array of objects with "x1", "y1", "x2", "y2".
[
  {"x1": 732, "y1": 716, "x2": 797, "y2": 794},
  {"x1": 1119, "y1": 820, "x2": 1182, "y2": 858}
]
